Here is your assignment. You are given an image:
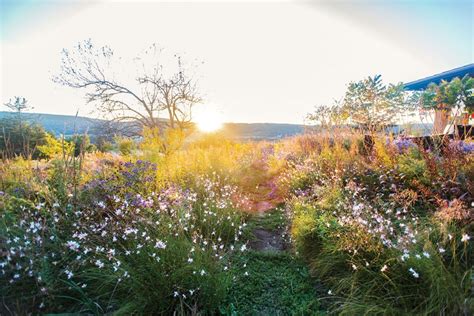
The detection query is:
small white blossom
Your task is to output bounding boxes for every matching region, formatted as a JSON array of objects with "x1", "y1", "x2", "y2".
[
  {"x1": 66, "y1": 240, "x2": 80, "y2": 251},
  {"x1": 408, "y1": 268, "x2": 419, "y2": 278},
  {"x1": 461, "y1": 234, "x2": 470, "y2": 243},
  {"x1": 95, "y1": 260, "x2": 104, "y2": 269},
  {"x1": 155, "y1": 240, "x2": 167, "y2": 249}
]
